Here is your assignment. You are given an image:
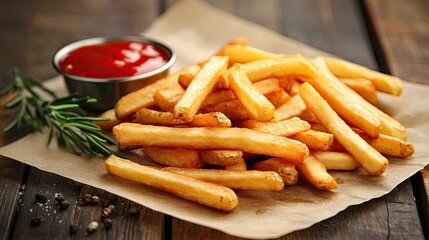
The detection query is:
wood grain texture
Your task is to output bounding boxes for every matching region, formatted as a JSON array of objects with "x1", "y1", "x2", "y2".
[
  {"x1": 364, "y1": 0, "x2": 429, "y2": 84},
  {"x1": 364, "y1": 0, "x2": 429, "y2": 238},
  {"x1": 0, "y1": 1, "x2": 165, "y2": 239}
]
